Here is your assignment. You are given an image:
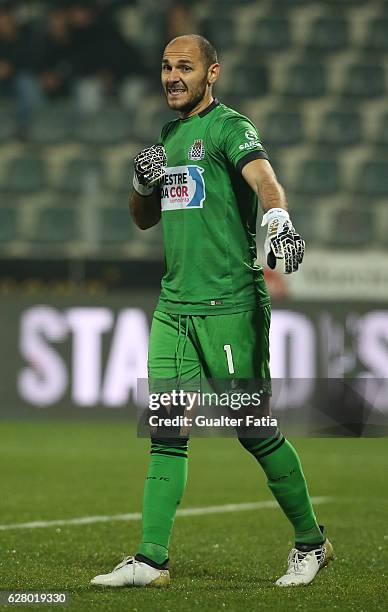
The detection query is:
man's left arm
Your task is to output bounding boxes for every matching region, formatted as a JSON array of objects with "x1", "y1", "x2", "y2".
[
  {"x1": 242, "y1": 158, "x2": 305, "y2": 275},
  {"x1": 241, "y1": 158, "x2": 287, "y2": 213},
  {"x1": 219, "y1": 116, "x2": 305, "y2": 274}
]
